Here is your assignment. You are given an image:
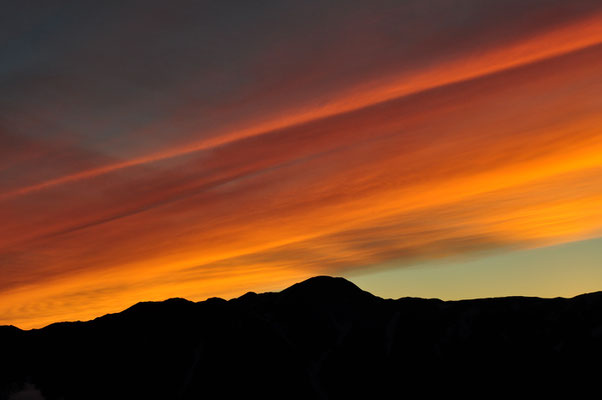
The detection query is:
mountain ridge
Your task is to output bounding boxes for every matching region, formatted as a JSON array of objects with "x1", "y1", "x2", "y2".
[
  {"x1": 2, "y1": 276, "x2": 601, "y2": 399},
  {"x1": 6, "y1": 275, "x2": 600, "y2": 332}
]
